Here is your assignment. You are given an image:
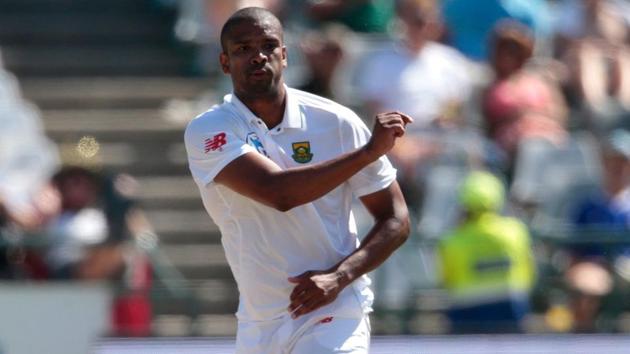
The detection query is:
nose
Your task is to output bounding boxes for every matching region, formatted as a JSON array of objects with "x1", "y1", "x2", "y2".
[{"x1": 251, "y1": 50, "x2": 268, "y2": 65}]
